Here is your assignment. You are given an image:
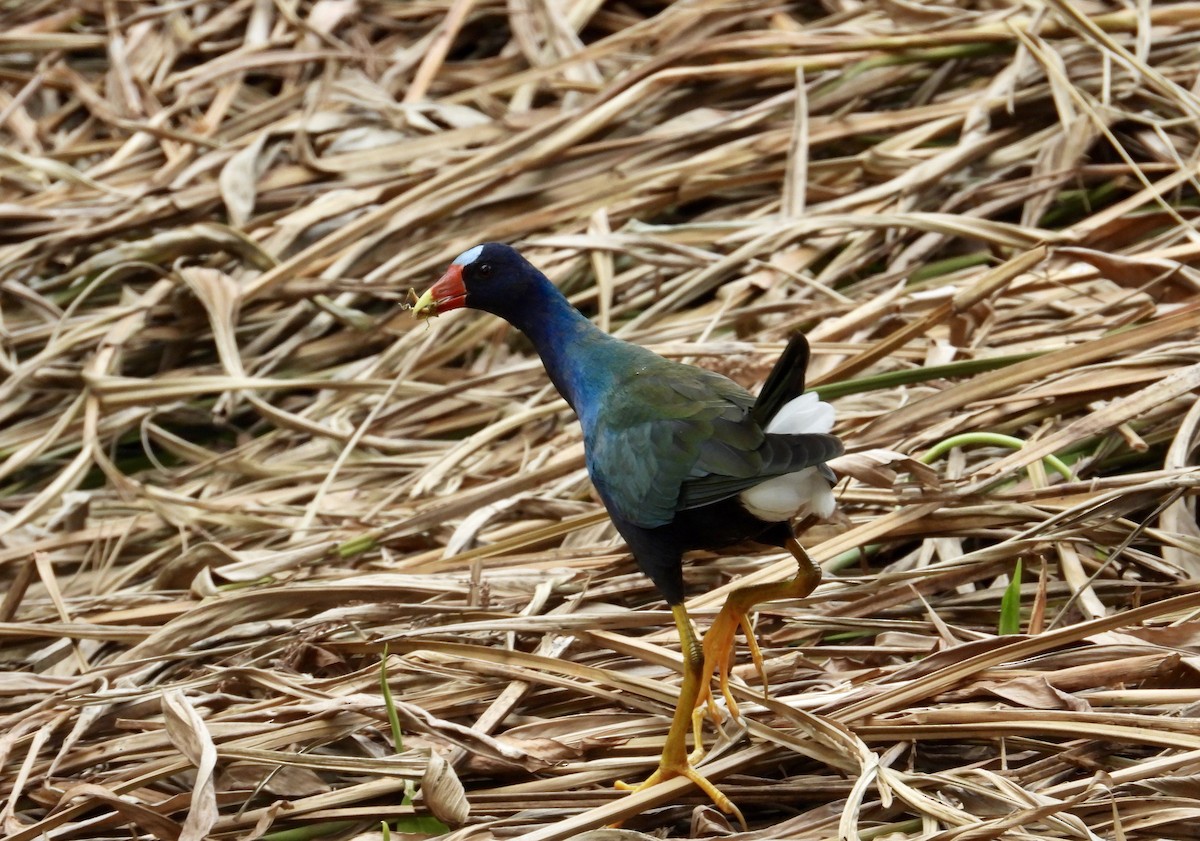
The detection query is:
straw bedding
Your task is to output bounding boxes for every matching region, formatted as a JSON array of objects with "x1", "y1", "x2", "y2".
[{"x1": 3, "y1": 2, "x2": 1200, "y2": 839}]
